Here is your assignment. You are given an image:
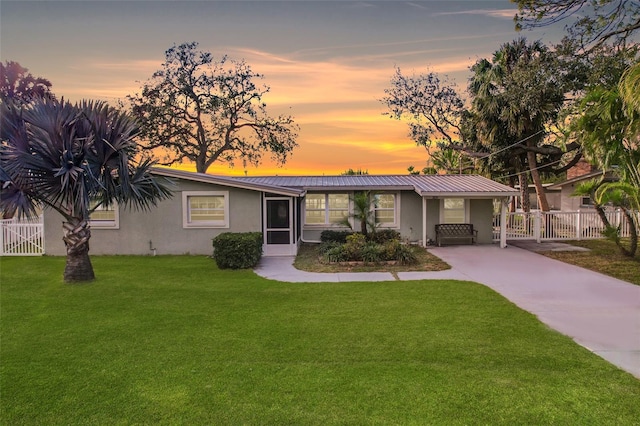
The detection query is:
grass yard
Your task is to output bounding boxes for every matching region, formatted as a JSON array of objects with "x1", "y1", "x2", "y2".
[
  {"x1": 539, "y1": 239, "x2": 640, "y2": 285},
  {"x1": 1, "y1": 256, "x2": 639, "y2": 425}
]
